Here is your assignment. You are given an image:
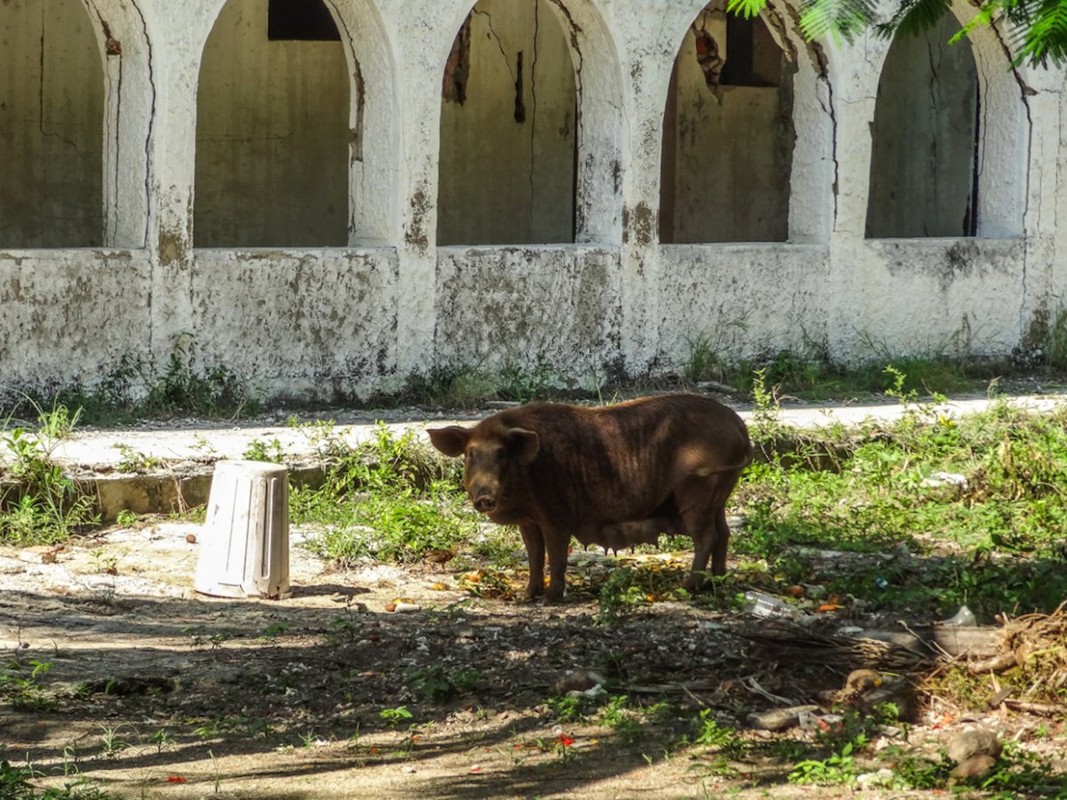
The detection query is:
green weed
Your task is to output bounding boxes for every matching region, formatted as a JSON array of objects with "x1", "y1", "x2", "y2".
[
  {"x1": 596, "y1": 568, "x2": 651, "y2": 623},
  {"x1": 1, "y1": 400, "x2": 98, "y2": 545},
  {"x1": 1046, "y1": 305, "x2": 1067, "y2": 370},
  {"x1": 379, "y1": 705, "x2": 413, "y2": 727},
  {"x1": 112, "y1": 444, "x2": 161, "y2": 473},
  {"x1": 788, "y1": 741, "x2": 859, "y2": 786},
  {"x1": 737, "y1": 386, "x2": 1067, "y2": 617},
  {"x1": 243, "y1": 437, "x2": 284, "y2": 463},
  {"x1": 0, "y1": 659, "x2": 54, "y2": 711},
  {"x1": 143, "y1": 333, "x2": 256, "y2": 418},
  {"x1": 295, "y1": 424, "x2": 479, "y2": 566},
  {"x1": 0, "y1": 759, "x2": 121, "y2": 800}
]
